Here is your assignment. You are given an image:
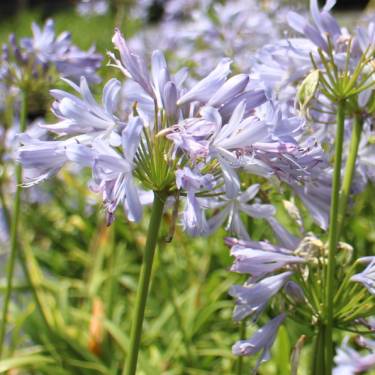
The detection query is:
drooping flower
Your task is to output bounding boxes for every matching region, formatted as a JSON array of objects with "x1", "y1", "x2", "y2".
[
  {"x1": 230, "y1": 244, "x2": 304, "y2": 278},
  {"x1": 229, "y1": 272, "x2": 292, "y2": 321},
  {"x1": 232, "y1": 313, "x2": 286, "y2": 370},
  {"x1": 17, "y1": 135, "x2": 74, "y2": 187}
]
